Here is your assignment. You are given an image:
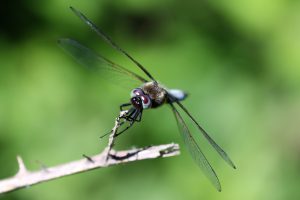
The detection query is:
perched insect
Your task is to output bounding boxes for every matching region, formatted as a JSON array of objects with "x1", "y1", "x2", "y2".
[{"x1": 58, "y1": 7, "x2": 236, "y2": 191}]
